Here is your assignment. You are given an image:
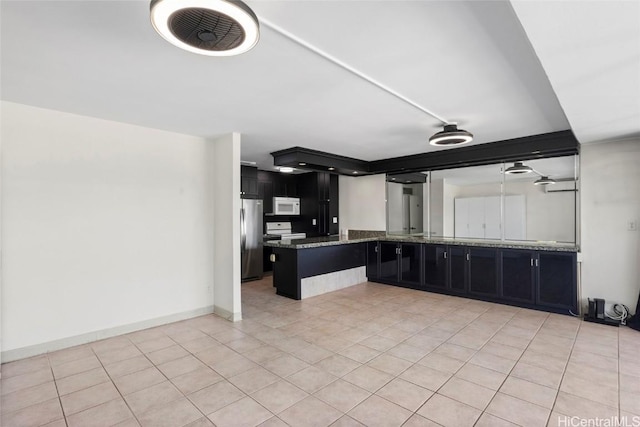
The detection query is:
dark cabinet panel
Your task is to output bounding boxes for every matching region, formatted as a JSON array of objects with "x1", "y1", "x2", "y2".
[
  {"x1": 241, "y1": 166, "x2": 259, "y2": 198},
  {"x1": 369, "y1": 240, "x2": 576, "y2": 315},
  {"x1": 399, "y1": 243, "x2": 422, "y2": 286},
  {"x1": 537, "y1": 252, "x2": 577, "y2": 311},
  {"x1": 501, "y1": 250, "x2": 535, "y2": 302},
  {"x1": 298, "y1": 172, "x2": 339, "y2": 237},
  {"x1": 449, "y1": 246, "x2": 466, "y2": 293},
  {"x1": 379, "y1": 242, "x2": 399, "y2": 282},
  {"x1": 424, "y1": 245, "x2": 448, "y2": 289},
  {"x1": 468, "y1": 248, "x2": 498, "y2": 296},
  {"x1": 366, "y1": 242, "x2": 379, "y2": 280}
]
